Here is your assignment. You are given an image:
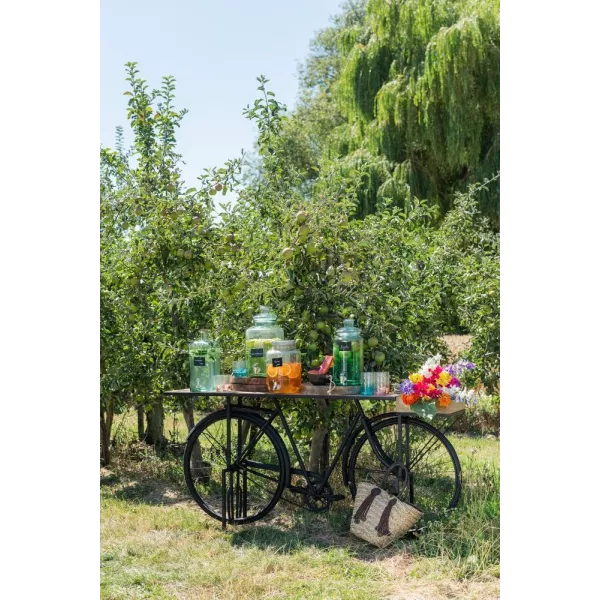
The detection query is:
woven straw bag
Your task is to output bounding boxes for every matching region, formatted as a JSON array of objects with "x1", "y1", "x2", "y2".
[{"x1": 350, "y1": 472, "x2": 423, "y2": 548}]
